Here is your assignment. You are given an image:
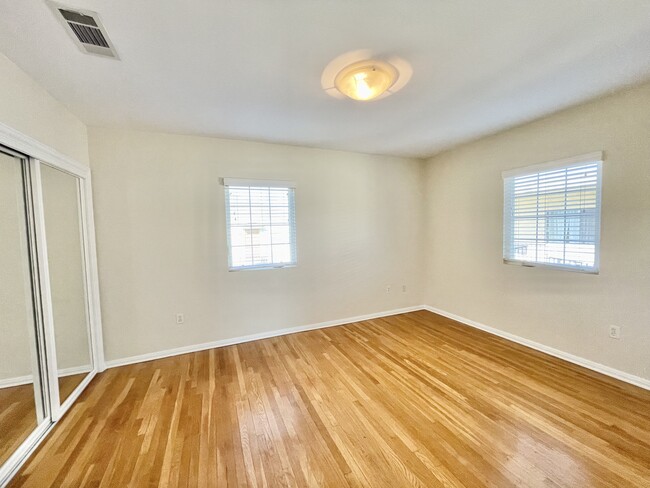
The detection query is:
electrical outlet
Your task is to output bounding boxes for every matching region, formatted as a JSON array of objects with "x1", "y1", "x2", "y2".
[
  {"x1": 402, "y1": 285, "x2": 407, "y2": 293},
  {"x1": 176, "y1": 313, "x2": 185, "y2": 325},
  {"x1": 609, "y1": 325, "x2": 620, "y2": 339},
  {"x1": 386, "y1": 285, "x2": 391, "y2": 293}
]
